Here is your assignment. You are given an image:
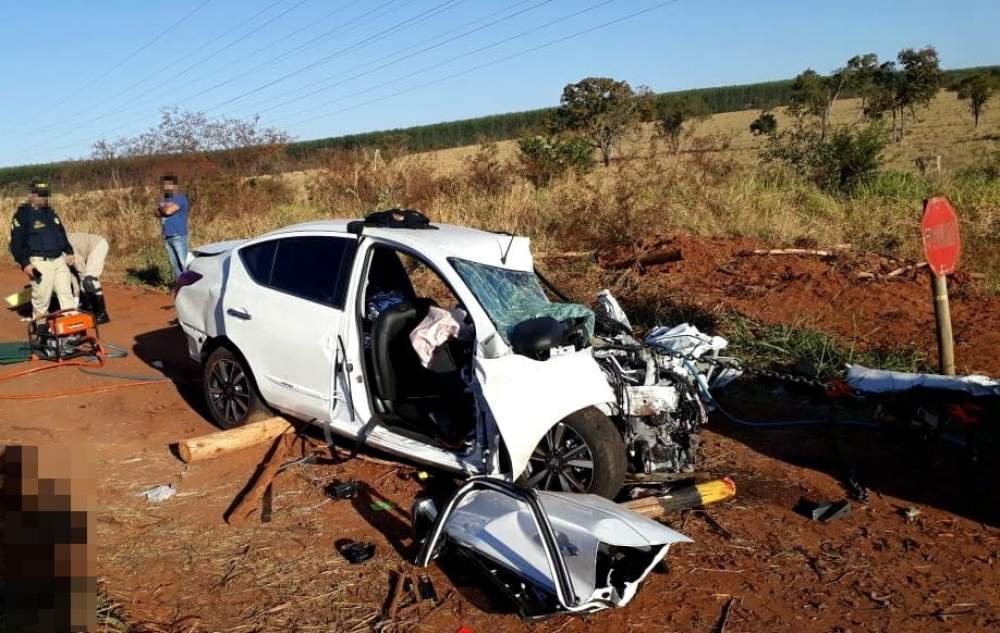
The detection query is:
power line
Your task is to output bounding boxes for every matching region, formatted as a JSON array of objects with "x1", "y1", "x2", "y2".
[
  {"x1": 283, "y1": 0, "x2": 683, "y2": 130},
  {"x1": 58, "y1": 0, "x2": 450, "y2": 149},
  {"x1": 240, "y1": 0, "x2": 552, "y2": 118},
  {"x1": 31, "y1": 0, "x2": 214, "y2": 120},
  {"x1": 22, "y1": 0, "x2": 296, "y2": 141},
  {"x1": 26, "y1": 0, "x2": 400, "y2": 156},
  {"x1": 273, "y1": 0, "x2": 619, "y2": 126},
  {"x1": 204, "y1": 0, "x2": 461, "y2": 112}
]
